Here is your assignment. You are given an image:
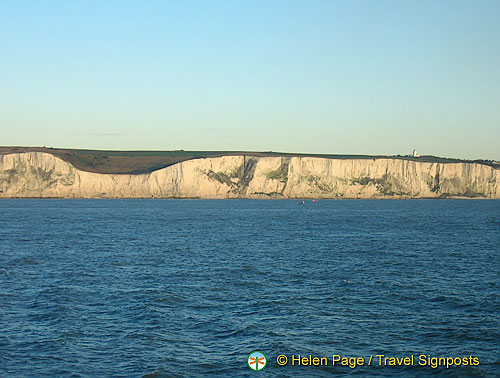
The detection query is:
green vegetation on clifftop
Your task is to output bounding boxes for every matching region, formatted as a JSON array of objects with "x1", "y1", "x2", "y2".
[{"x1": 1, "y1": 146, "x2": 498, "y2": 175}]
